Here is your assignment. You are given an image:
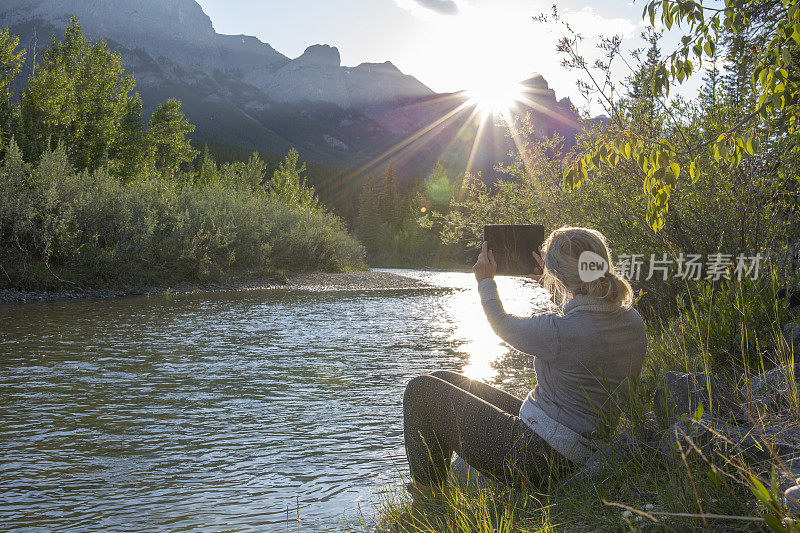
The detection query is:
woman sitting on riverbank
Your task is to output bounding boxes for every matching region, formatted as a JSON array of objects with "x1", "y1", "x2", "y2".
[{"x1": 403, "y1": 226, "x2": 647, "y2": 496}]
